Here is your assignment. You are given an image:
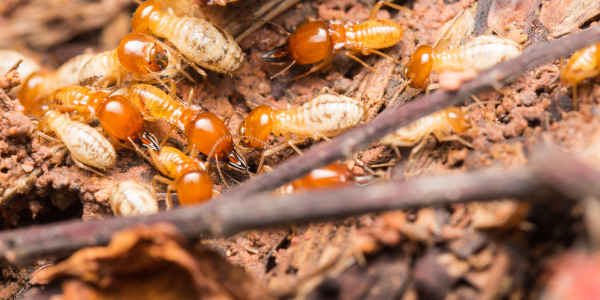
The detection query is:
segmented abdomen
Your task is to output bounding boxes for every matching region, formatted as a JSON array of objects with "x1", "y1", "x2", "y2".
[
  {"x1": 110, "y1": 181, "x2": 158, "y2": 216},
  {"x1": 153, "y1": 15, "x2": 244, "y2": 73},
  {"x1": 57, "y1": 53, "x2": 95, "y2": 87},
  {"x1": 157, "y1": 146, "x2": 198, "y2": 179},
  {"x1": 345, "y1": 19, "x2": 404, "y2": 50},
  {"x1": 46, "y1": 86, "x2": 94, "y2": 115},
  {"x1": 79, "y1": 50, "x2": 127, "y2": 87},
  {"x1": 276, "y1": 94, "x2": 367, "y2": 139},
  {"x1": 433, "y1": 35, "x2": 522, "y2": 73},
  {"x1": 561, "y1": 43, "x2": 600, "y2": 84},
  {"x1": 123, "y1": 84, "x2": 199, "y2": 131},
  {"x1": 48, "y1": 112, "x2": 116, "y2": 170}
]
